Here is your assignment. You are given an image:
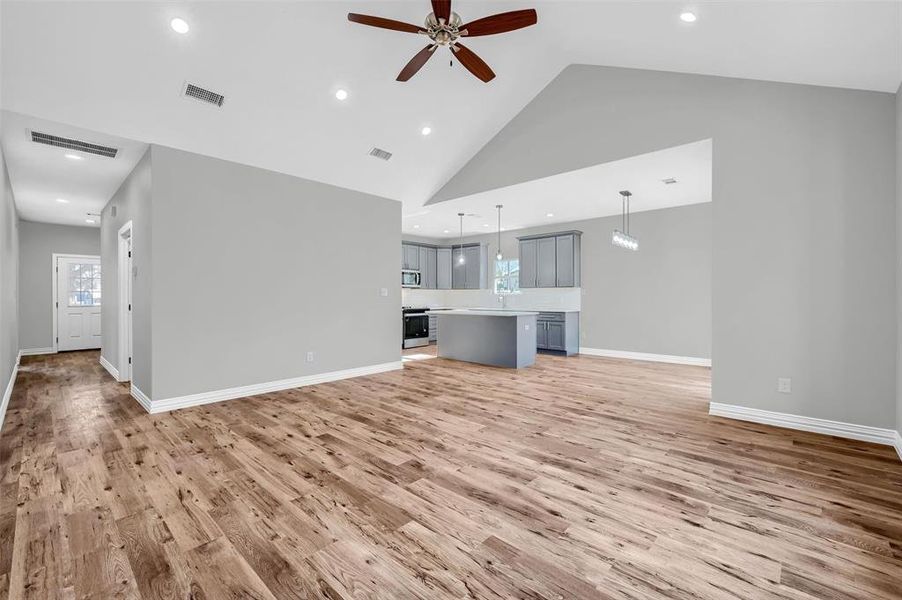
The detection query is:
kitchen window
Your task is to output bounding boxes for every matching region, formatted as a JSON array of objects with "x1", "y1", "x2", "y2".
[{"x1": 494, "y1": 259, "x2": 519, "y2": 295}]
